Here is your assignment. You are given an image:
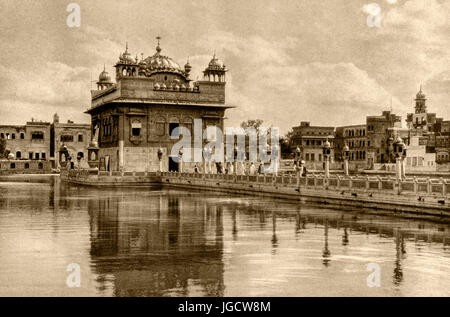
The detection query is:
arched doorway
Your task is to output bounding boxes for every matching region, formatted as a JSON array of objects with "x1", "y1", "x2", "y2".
[{"x1": 168, "y1": 156, "x2": 179, "y2": 172}]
